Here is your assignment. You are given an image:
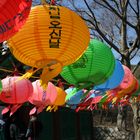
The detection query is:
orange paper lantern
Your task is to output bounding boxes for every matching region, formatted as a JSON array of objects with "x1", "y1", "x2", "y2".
[
  {"x1": 8, "y1": 5, "x2": 90, "y2": 87},
  {"x1": 0, "y1": 0, "x2": 32, "y2": 42},
  {"x1": 46, "y1": 86, "x2": 66, "y2": 112},
  {"x1": 54, "y1": 86, "x2": 66, "y2": 106}
]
